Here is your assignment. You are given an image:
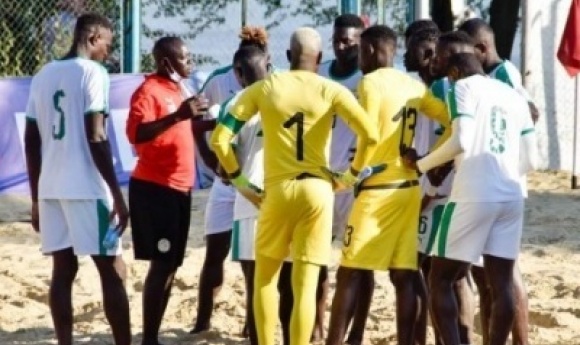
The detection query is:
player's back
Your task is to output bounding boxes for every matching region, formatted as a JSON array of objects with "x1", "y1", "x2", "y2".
[
  {"x1": 360, "y1": 67, "x2": 435, "y2": 183},
  {"x1": 28, "y1": 58, "x2": 109, "y2": 199},
  {"x1": 249, "y1": 70, "x2": 347, "y2": 186},
  {"x1": 450, "y1": 75, "x2": 532, "y2": 202}
]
